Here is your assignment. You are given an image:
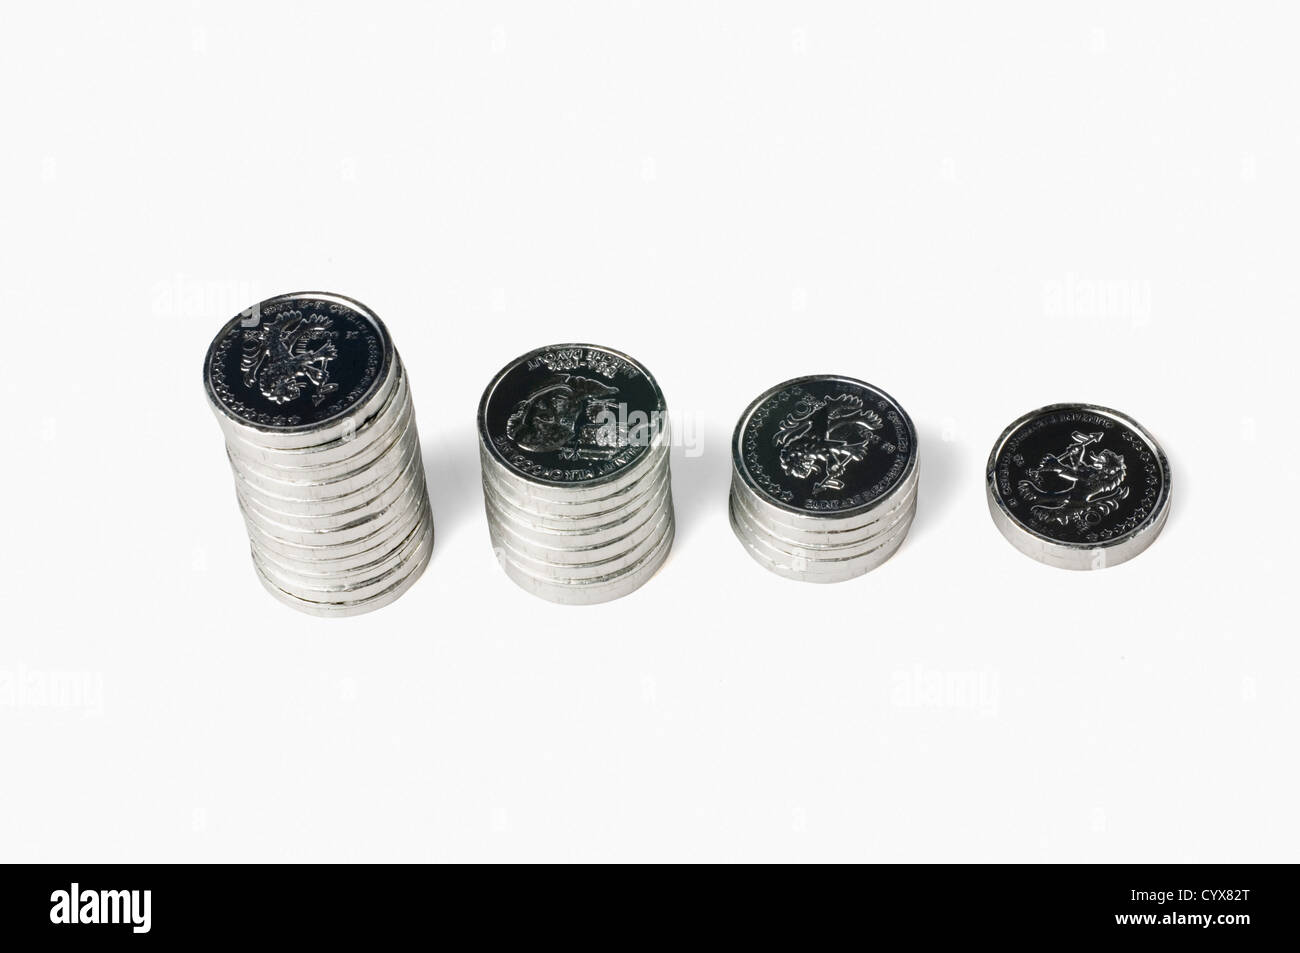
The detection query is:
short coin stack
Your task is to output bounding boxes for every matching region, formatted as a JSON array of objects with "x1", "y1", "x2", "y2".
[
  {"x1": 477, "y1": 344, "x2": 674, "y2": 605},
  {"x1": 203, "y1": 292, "x2": 433, "y2": 616},
  {"x1": 729, "y1": 375, "x2": 918, "y2": 583}
]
